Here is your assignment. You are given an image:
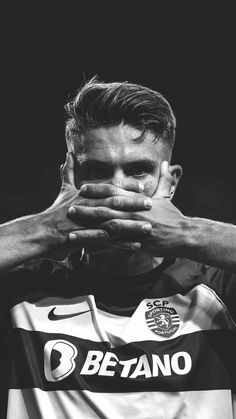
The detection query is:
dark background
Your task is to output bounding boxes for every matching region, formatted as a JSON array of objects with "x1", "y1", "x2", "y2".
[{"x1": 0, "y1": 2, "x2": 235, "y2": 223}]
